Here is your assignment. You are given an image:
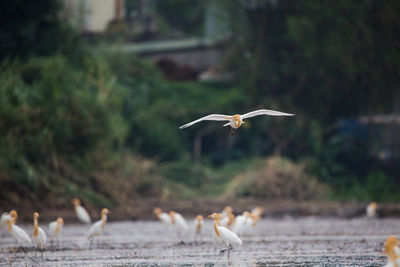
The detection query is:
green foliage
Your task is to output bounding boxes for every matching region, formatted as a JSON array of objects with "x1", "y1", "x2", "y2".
[{"x1": 0, "y1": 54, "x2": 161, "y2": 208}]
